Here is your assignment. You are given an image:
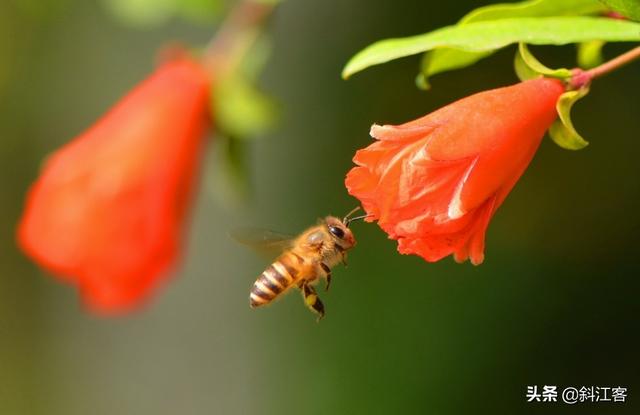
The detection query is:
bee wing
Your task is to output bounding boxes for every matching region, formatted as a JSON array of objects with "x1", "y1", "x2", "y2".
[{"x1": 229, "y1": 227, "x2": 295, "y2": 258}]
